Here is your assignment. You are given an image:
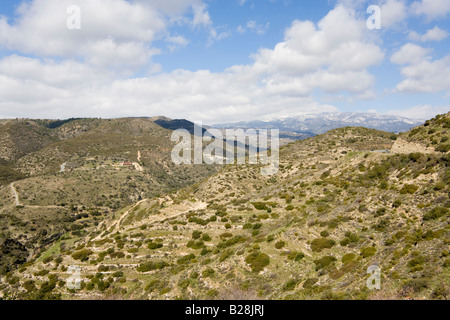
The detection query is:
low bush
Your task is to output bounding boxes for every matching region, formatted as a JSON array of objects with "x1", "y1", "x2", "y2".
[
  {"x1": 400, "y1": 184, "x2": 419, "y2": 195},
  {"x1": 311, "y1": 238, "x2": 336, "y2": 252},
  {"x1": 72, "y1": 249, "x2": 93, "y2": 262},
  {"x1": 275, "y1": 241, "x2": 286, "y2": 249},
  {"x1": 423, "y1": 206, "x2": 448, "y2": 221},
  {"x1": 136, "y1": 261, "x2": 168, "y2": 272},
  {"x1": 245, "y1": 251, "x2": 270, "y2": 273},
  {"x1": 314, "y1": 256, "x2": 337, "y2": 271},
  {"x1": 360, "y1": 247, "x2": 377, "y2": 258}
]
